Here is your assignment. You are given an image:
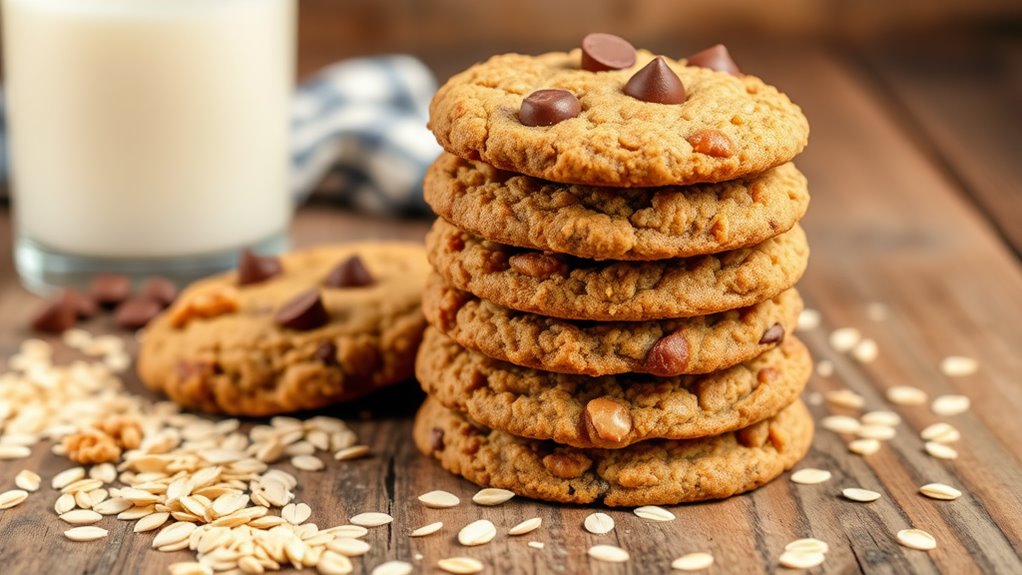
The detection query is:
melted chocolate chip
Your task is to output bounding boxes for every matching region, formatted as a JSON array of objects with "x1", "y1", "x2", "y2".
[
  {"x1": 581, "y1": 32, "x2": 636, "y2": 71},
  {"x1": 237, "y1": 249, "x2": 283, "y2": 286},
  {"x1": 324, "y1": 255, "x2": 375, "y2": 288},
  {"x1": 114, "y1": 298, "x2": 163, "y2": 329},
  {"x1": 315, "y1": 341, "x2": 338, "y2": 365},
  {"x1": 31, "y1": 297, "x2": 77, "y2": 334},
  {"x1": 518, "y1": 89, "x2": 581, "y2": 127},
  {"x1": 643, "y1": 330, "x2": 690, "y2": 376},
  {"x1": 686, "y1": 43, "x2": 743, "y2": 76},
  {"x1": 275, "y1": 290, "x2": 329, "y2": 331},
  {"x1": 90, "y1": 273, "x2": 132, "y2": 307},
  {"x1": 759, "y1": 323, "x2": 785, "y2": 345},
  {"x1": 140, "y1": 276, "x2": 178, "y2": 308},
  {"x1": 623, "y1": 57, "x2": 686, "y2": 104},
  {"x1": 430, "y1": 428, "x2": 445, "y2": 452}
]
